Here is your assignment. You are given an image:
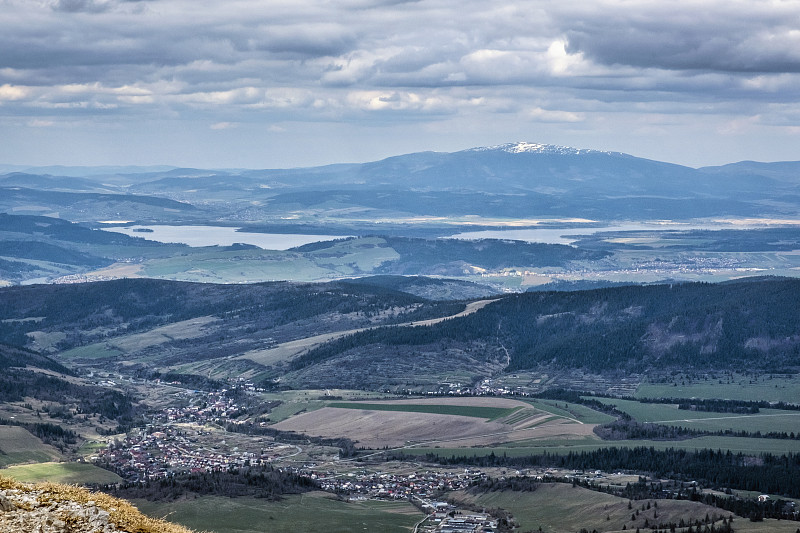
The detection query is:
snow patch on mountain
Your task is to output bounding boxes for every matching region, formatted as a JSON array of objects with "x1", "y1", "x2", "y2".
[{"x1": 465, "y1": 142, "x2": 611, "y2": 156}]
